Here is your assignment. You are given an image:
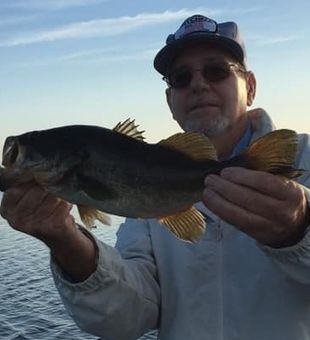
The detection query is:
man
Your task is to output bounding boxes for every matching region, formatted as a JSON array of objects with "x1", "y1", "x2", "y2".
[{"x1": 1, "y1": 14, "x2": 310, "y2": 340}]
